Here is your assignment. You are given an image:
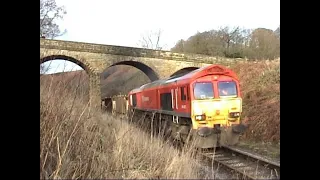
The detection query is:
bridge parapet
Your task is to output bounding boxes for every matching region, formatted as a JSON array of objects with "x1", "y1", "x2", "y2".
[{"x1": 40, "y1": 38, "x2": 246, "y2": 64}]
